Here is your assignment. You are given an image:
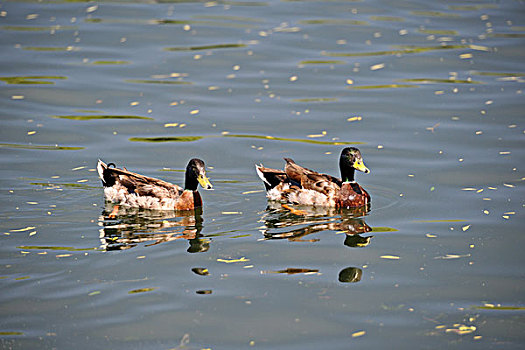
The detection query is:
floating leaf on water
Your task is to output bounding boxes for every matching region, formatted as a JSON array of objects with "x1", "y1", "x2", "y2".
[
  {"x1": 307, "y1": 131, "x2": 327, "y2": 138},
  {"x1": 242, "y1": 190, "x2": 264, "y2": 194},
  {"x1": 10, "y1": 226, "x2": 36, "y2": 232},
  {"x1": 217, "y1": 257, "x2": 250, "y2": 263},
  {"x1": 91, "y1": 60, "x2": 130, "y2": 65},
  {"x1": 370, "y1": 63, "x2": 385, "y2": 71},
  {"x1": 323, "y1": 44, "x2": 482, "y2": 58},
  {"x1": 474, "y1": 305, "x2": 525, "y2": 310},
  {"x1": 86, "y1": 4, "x2": 98, "y2": 13},
  {"x1": 56, "y1": 254, "x2": 72, "y2": 258},
  {"x1": 462, "y1": 225, "x2": 471, "y2": 231},
  {"x1": 0, "y1": 75, "x2": 67, "y2": 85},
  {"x1": 17, "y1": 245, "x2": 97, "y2": 251},
  {"x1": 125, "y1": 79, "x2": 192, "y2": 85},
  {"x1": 459, "y1": 53, "x2": 473, "y2": 59},
  {"x1": 434, "y1": 254, "x2": 471, "y2": 260},
  {"x1": 192, "y1": 15, "x2": 264, "y2": 23},
  {"x1": 397, "y1": 78, "x2": 483, "y2": 84},
  {"x1": 23, "y1": 46, "x2": 76, "y2": 52},
  {"x1": 2, "y1": 25, "x2": 77, "y2": 31},
  {"x1": 128, "y1": 287, "x2": 156, "y2": 294},
  {"x1": 0, "y1": 143, "x2": 83, "y2": 151},
  {"x1": 222, "y1": 211, "x2": 242, "y2": 215},
  {"x1": 298, "y1": 60, "x2": 345, "y2": 65},
  {"x1": 156, "y1": 18, "x2": 256, "y2": 28},
  {"x1": 348, "y1": 84, "x2": 417, "y2": 90},
  {"x1": 445, "y1": 325, "x2": 476, "y2": 335},
  {"x1": 129, "y1": 136, "x2": 203, "y2": 143},
  {"x1": 380, "y1": 255, "x2": 400, "y2": 260},
  {"x1": 53, "y1": 115, "x2": 153, "y2": 121},
  {"x1": 165, "y1": 43, "x2": 247, "y2": 51},
  {"x1": 0, "y1": 331, "x2": 24, "y2": 335},
  {"x1": 298, "y1": 19, "x2": 368, "y2": 26},
  {"x1": 449, "y1": 4, "x2": 497, "y2": 10},
  {"x1": 369, "y1": 16, "x2": 404, "y2": 22},
  {"x1": 351, "y1": 330, "x2": 366, "y2": 338},
  {"x1": 410, "y1": 10, "x2": 461, "y2": 18},
  {"x1": 224, "y1": 134, "x2": 363, "y2": 145},
  {"x1": 418, "y1": 29, "x2": 458, "y2": 35},
  {"x1": 88, "y1": 291, "x2": 101, "y2": 296},
  {"x1": 489, "y1": 33, "x2": 525, "y2": 38},
  {"x1": 30, "y1": 181, "x2": 94, "y2": 189}
]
